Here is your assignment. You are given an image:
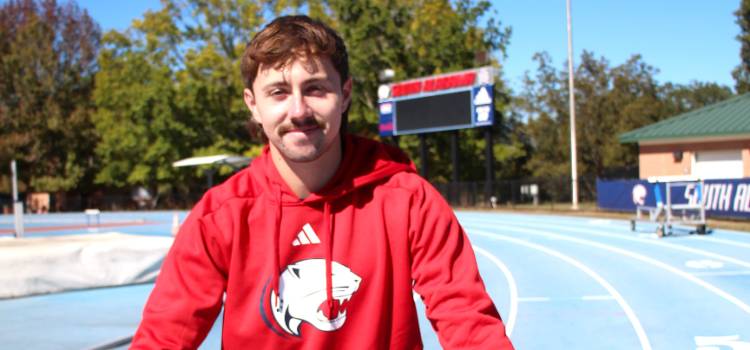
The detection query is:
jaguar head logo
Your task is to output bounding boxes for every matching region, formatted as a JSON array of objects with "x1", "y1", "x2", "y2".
[{"x1": 268, "y1": 259, "x2": 361, "y2": 336}]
